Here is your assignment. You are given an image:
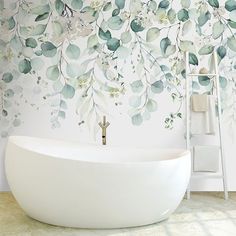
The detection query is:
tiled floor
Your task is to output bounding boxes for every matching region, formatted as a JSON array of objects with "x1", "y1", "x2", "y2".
[{"x1": 0, "y1": 192, "x2": 236, "y2": 236}]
